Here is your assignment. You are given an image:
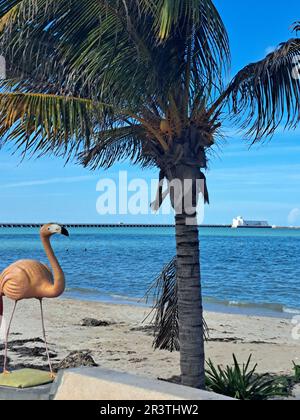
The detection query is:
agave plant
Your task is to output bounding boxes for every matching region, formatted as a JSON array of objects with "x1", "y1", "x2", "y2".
[
  {"x1": 0, "y1": 2, "x2": 299, "y2": 389},
  {"x1": 293, "y1": 362, "x2": 300, "y2": 383},
  {"x1": 206, "y1": 355, "x2": 288, "y2": 400}
]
